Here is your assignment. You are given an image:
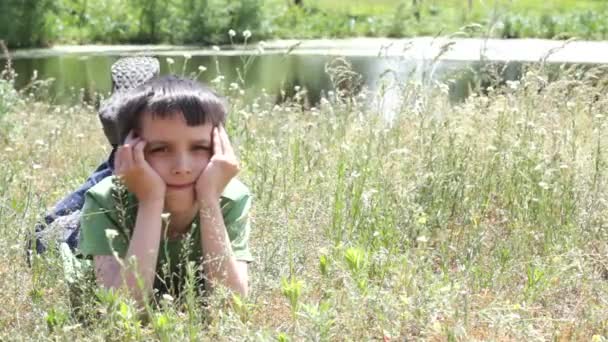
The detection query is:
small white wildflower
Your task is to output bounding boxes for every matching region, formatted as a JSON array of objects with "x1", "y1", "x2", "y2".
[
  {"x1": 105, "y1": 229, "x2": 118, "y2": 240},
  {"x1": 32, "y1": 163, "x2": 42, "y2": 170},
  {"x1": 238, "y1": 109, "x2": 251, "y2": 120},
  {"x1": 35, "y1": 139, "x2": 45, "y2": 146},
  {"x1": 183, "y1": 53, "x2": 192, "y2": 60},
  {"x1": 161, "y1": 212, "x2": 171, "y2": 221},
  {"x1": 416, "y1": 236, "x2": 429, "y2": 243},
  {"x1": 362, "y1": 189, "x2": 378, "y2": 209},
  {"x1": 230, "y1": 82, "x2": 239, "y2": 90},
  {"x1": 506, "y1": 80, "x2": 520, "y2": 90},
  {"x1": 211, "y1": 75, "x2": 224, "y2": 83},
  {"x1": 595, "y1": 114, "x2": 605, "y2": 119},
  {"x1": 166, "y1": 57, "x2": 175, "y2": 65},
  {"x1": 212, "y1": 45, "x2": 220, "y2": 52},
  {"x1": 294, "y1": 85, "x2": 301, "y2": 92},
  {"x1": 538, "y1": 181, "x2": 549, "y2": 190},
  {"x1": 228, "y1": 29, "x2": 236, "y2": 37},
  {"x1": 258, "y1": 40, "x2": 266, "y2": 48},
  {"x1": 75, "y1": 133, "x2": 84, "y2": 139},
  {"x1": 242, "y1": 30, "x2": 251, "y2": 39},
  {"x1": 198, "y1": 65, "x2": 207, "y2": 72},
  {"x1": 4, "y1": 147, "x2": 14, "y2": 152},
  {"x1": 388, "y1": 148, "x2": 408, "y2": 156},
  {"x1": 162, "y1": 294, "x2": 174, "y2": 302}
]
